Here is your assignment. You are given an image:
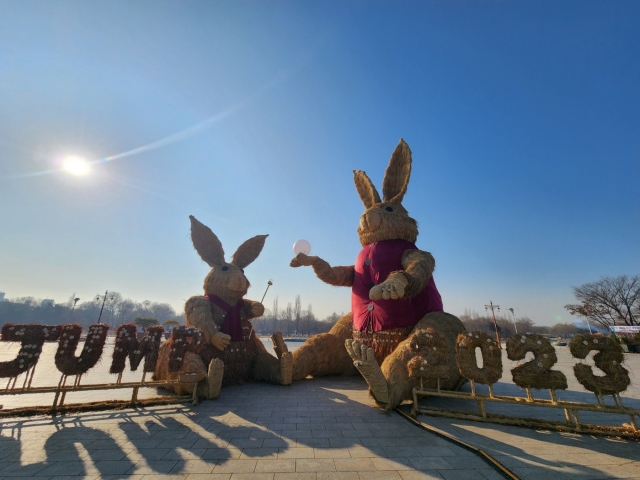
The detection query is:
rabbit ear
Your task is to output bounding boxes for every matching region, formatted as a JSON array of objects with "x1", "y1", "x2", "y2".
[
  {"x1": 354, "y1": 170, "x2": 381, "y2": 209},
  {"x1": 231, "y1": 234, "x2": 268, "y2": 269},
  {"x1": 382, "y1": 139, "x2": 412, "y2": 203},
  {"x1": 189, "y1": 215, "x2": 225, "y2": 267}
]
